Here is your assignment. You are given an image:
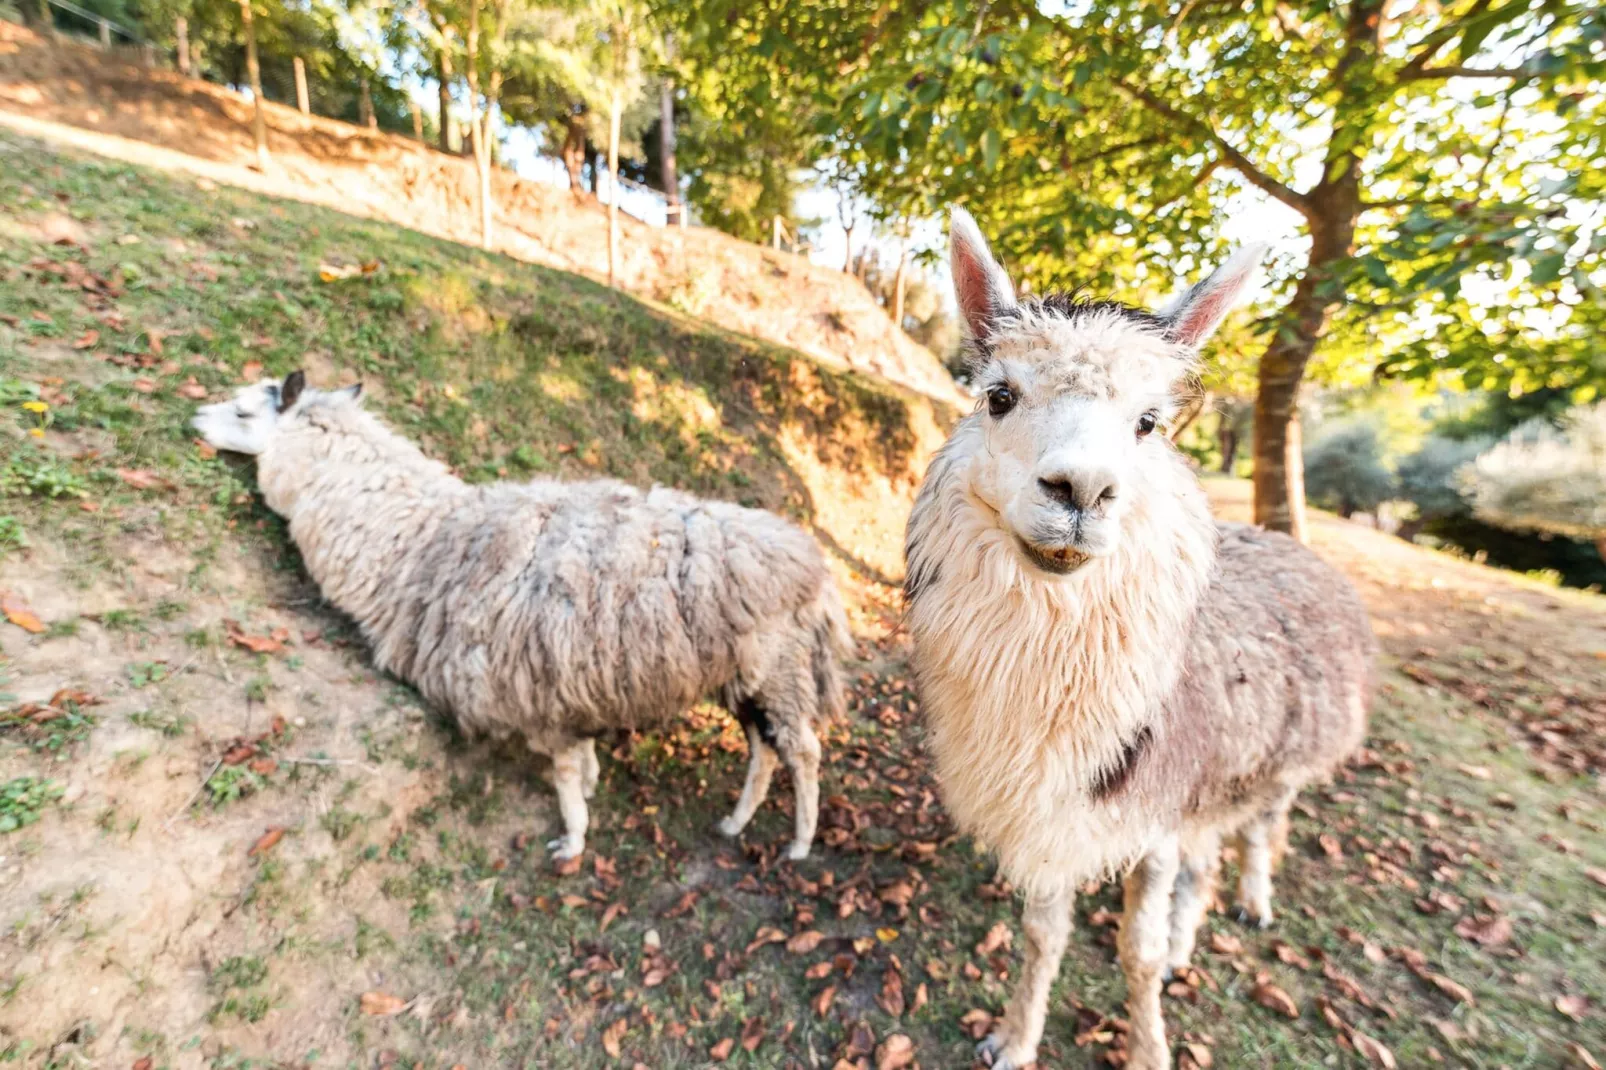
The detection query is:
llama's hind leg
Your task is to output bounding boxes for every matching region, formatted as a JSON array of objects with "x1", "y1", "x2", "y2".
[
  {"x1": 1235, "y1": 794, "x2": 1293, "y2": 929},
  {"x1": 544, "y1": 741, "x2": 589, "y2": 861},
  {"x1": 1166, "y1": 829, "x2": 1221, "y2": 976},
  {"x1": 718, "y1": 722, "x2": 780, "y2": 839},
  {"x1": 735, "y1": 676, "x2": 822, "y2": 861},
  {"x1": 580, "y1": 737, "x2": 600, "y2": 800},
  {"x1": 1120, "y1": 835, "x2": 1181, "y2": 1070},
  {"x1": 979, "y1": 885, "x2": 1073, "y2": 1070}
]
